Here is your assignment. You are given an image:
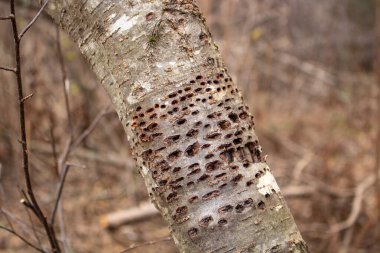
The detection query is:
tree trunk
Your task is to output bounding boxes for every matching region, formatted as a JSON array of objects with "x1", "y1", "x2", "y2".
[{"x1": 44, "y1": 0, "x2": 308, "y2": 252}]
